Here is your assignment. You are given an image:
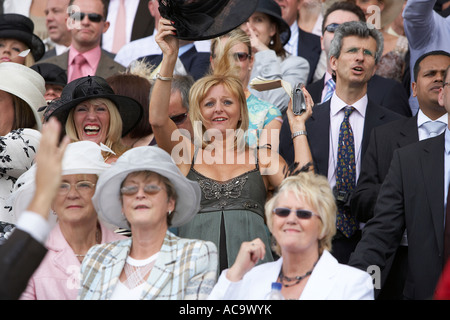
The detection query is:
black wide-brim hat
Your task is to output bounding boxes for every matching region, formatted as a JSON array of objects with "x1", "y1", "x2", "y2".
[
  {"x1": 255, "y1": 0, "x2": 291, "y2": 46},
  {"x1": 0, "y1": 14, "x2": 45, "y2": 61},
  {"x1": 31, "y1": 63, "x2": 67, "y2": 87},
  {"x1": 158, "y1": 0, "x2": 259, "y2": 41},
  {"x1": 44, "y1": 76, "x2": 143, "y2": 137}
]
